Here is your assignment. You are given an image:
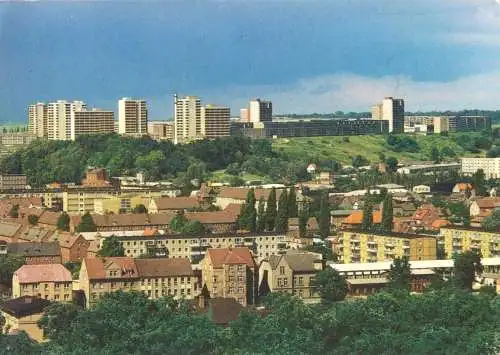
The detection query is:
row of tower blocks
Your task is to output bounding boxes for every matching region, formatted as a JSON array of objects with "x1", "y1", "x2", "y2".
[{"x1": 28, "y1": 97, "x2": 273, "y2": 142}]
